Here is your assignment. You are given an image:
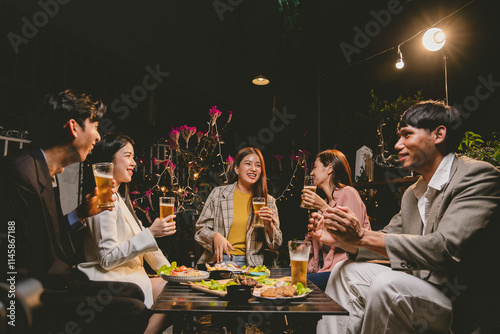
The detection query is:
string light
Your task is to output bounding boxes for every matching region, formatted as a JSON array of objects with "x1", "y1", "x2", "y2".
[
  {"x1": 276, "y1": 157, "x2": 301, "y2": 202},
  {"x1": 395, "y1": 45, "x2": 404, "y2": 69}
]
